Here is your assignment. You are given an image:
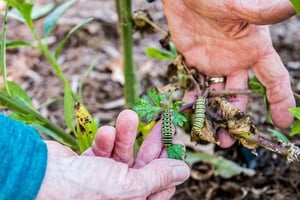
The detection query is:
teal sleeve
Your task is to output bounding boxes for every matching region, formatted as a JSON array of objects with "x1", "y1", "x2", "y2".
[{"x1": 0, "y1": 114, "x2": 48, "y2": 200}]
